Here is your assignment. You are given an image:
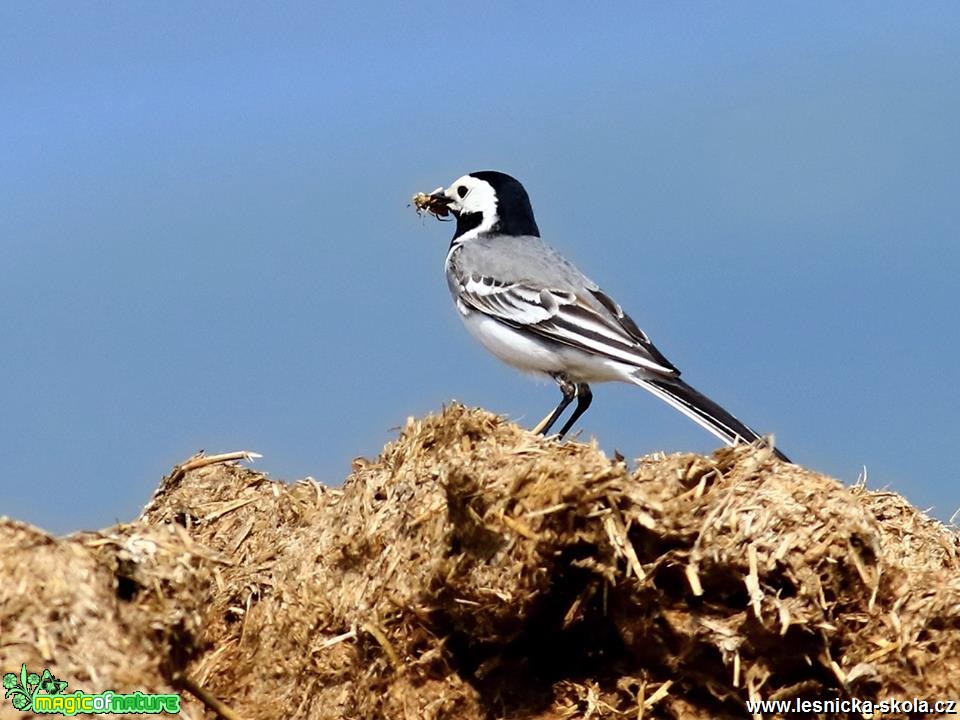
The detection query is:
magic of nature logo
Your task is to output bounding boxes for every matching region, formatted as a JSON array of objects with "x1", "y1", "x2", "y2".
[{"x1": 3, "y1": 664, "x2": 180, "y2": 715}]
